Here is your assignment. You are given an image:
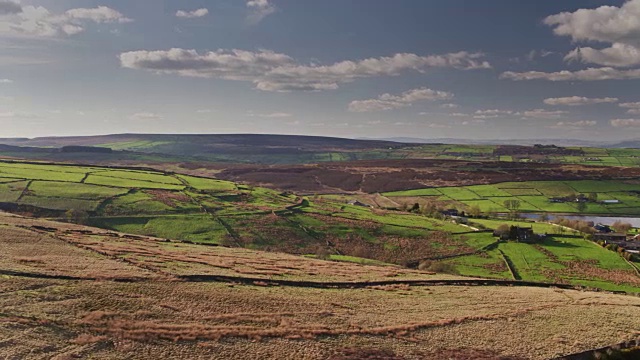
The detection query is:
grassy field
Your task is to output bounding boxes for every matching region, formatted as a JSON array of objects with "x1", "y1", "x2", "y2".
[
  {"x1": 3, "y1": 213, "x2": 640, "y2": 359},
  {"x1": 441, "y1": 218, "x2": 640, "y2": 292},
  {"x1": 0, "y1": 160, "x2": 483, "y2": 265},
  {"x1": 1, "y1": 160, "x2": 640, "y2": 293},
  {"x1": 385, "y1": 179, "x2": 640, "y2": 215}
]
